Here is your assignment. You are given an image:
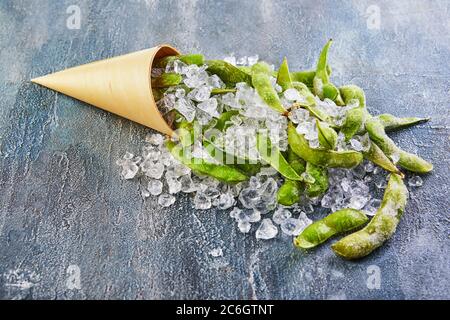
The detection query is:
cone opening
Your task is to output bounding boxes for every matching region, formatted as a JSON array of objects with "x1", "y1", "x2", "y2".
[{"x1": 148, "y1": 45, "x2": 181, "y2": 135}]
